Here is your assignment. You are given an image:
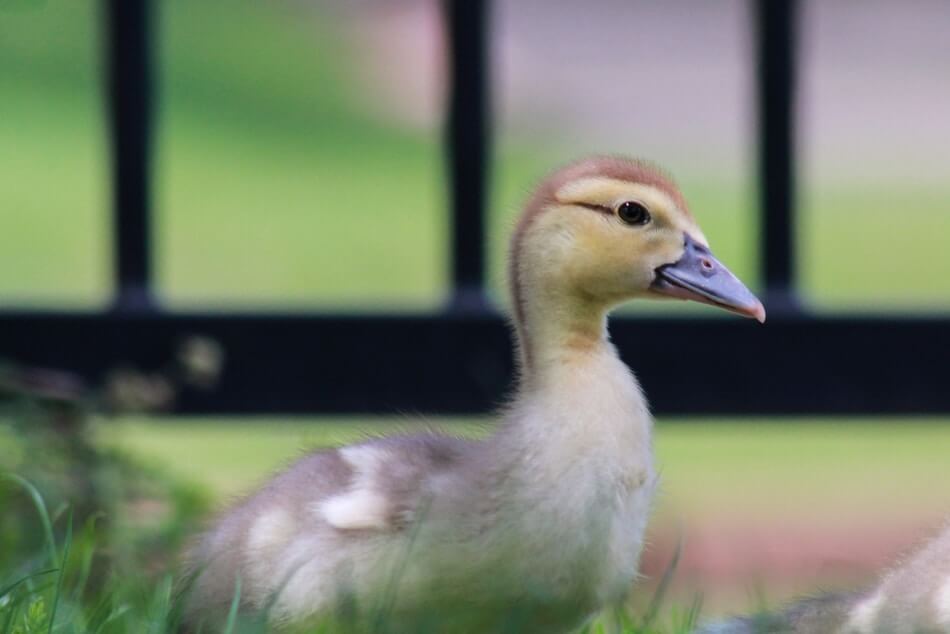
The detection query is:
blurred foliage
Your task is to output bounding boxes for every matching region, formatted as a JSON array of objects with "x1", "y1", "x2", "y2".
[
  {"x1": 0, "y1": 368, "x2": 209, "y2": 596},
  {"x1": 0, "y1": 338, "x2": 225, "y2": 630},
  {"x1": 0, "y1": 357, "x2": 213, "y2": 632}
]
